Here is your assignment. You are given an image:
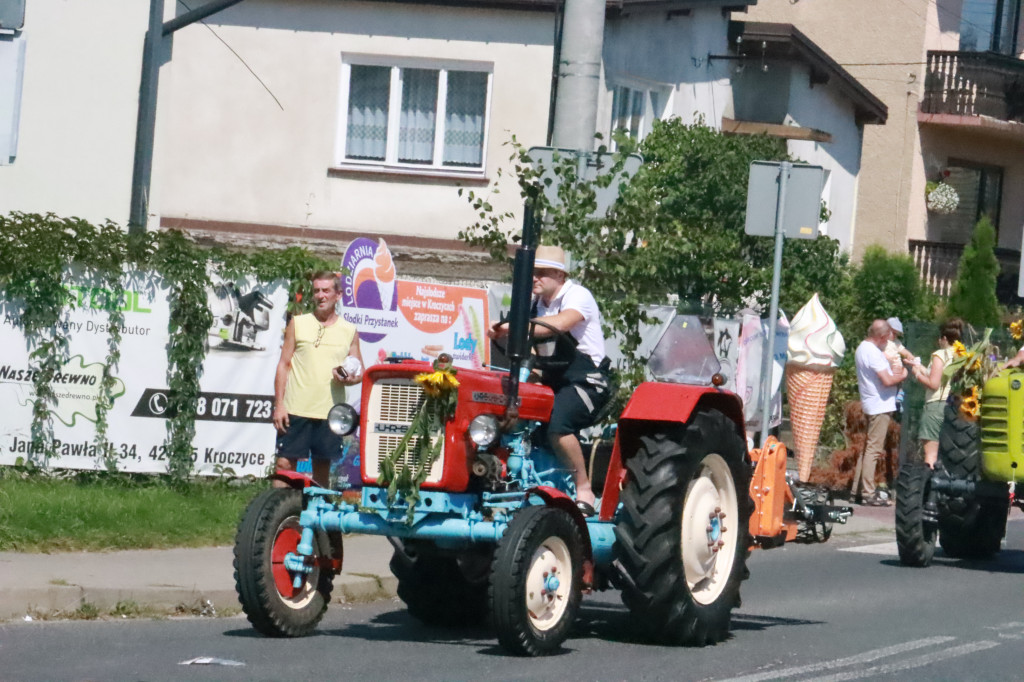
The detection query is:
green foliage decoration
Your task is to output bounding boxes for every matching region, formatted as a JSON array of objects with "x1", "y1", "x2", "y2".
[
  {"x1": 378, "y1": 357, "x2": 460, "y2": 524},
  {"x1": 0, "y1": 212, "x2": 335, "y2": 482},
  {"x1": 0, "y1": 214, "x2": 132, "y2": 464},
  {"x1": 948, "y1": 215, "x2": 1002, "y2": 327}
]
